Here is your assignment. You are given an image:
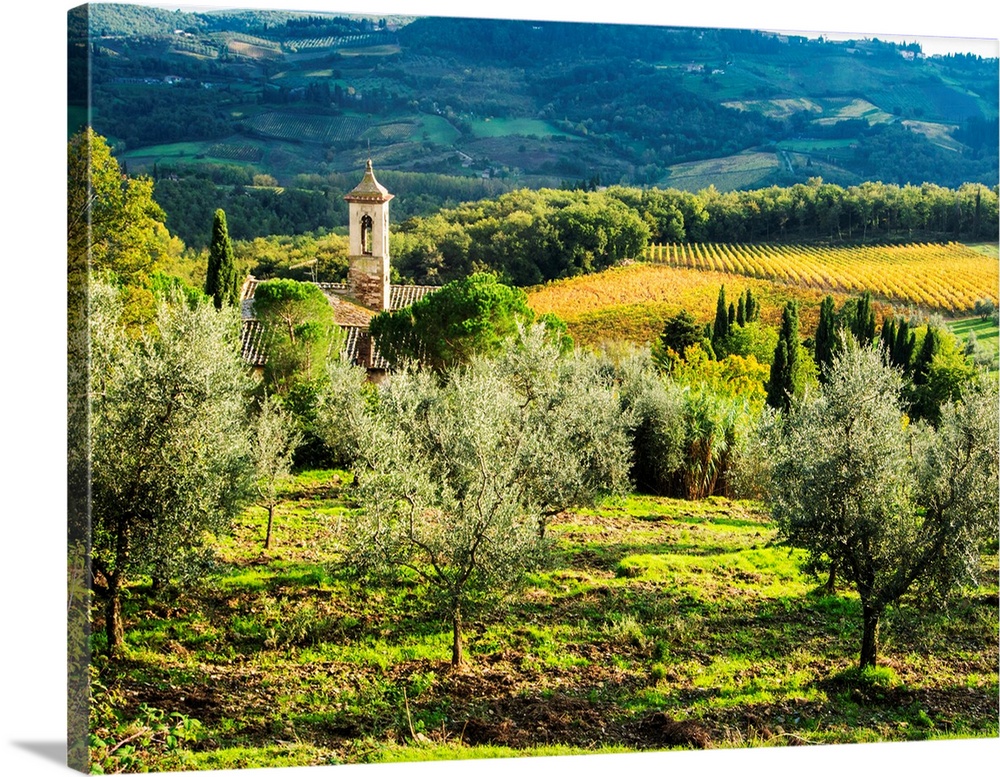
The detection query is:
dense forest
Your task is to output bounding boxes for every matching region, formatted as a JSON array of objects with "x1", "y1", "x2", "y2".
[{"x1": 150, "y1": 164, "x2": 515, "y2": 248}]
